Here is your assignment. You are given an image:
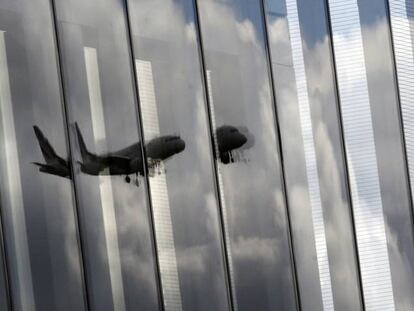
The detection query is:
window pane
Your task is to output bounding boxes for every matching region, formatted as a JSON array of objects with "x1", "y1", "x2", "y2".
[
  {"x1": 196, "y1": 0, "x2": 298, "y2": 310},
  {"x1": 264, "y1": 0, "x2": 363, "y2": 310},
  {"x1": 0, "y1": 1, "x2": 86, "y2": 310},
  {"x1": 127, "y1": 0, "x2": 232, "y2": 310},
  {"x1": 53, "y1": 0, "x2": 161, "y2": 310},
  {"x1": 327, "y1": 0, "x2": 414, "y2": 309},
  {"x1": 0, "y1": 225, "x2": 9, "y2": 310}
]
